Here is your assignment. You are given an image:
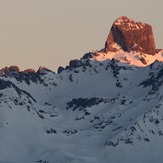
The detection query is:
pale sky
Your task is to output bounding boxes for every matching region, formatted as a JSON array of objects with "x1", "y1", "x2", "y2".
[{"x1": 0, "y1": 0, "x2": 162, "y2": 71}]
